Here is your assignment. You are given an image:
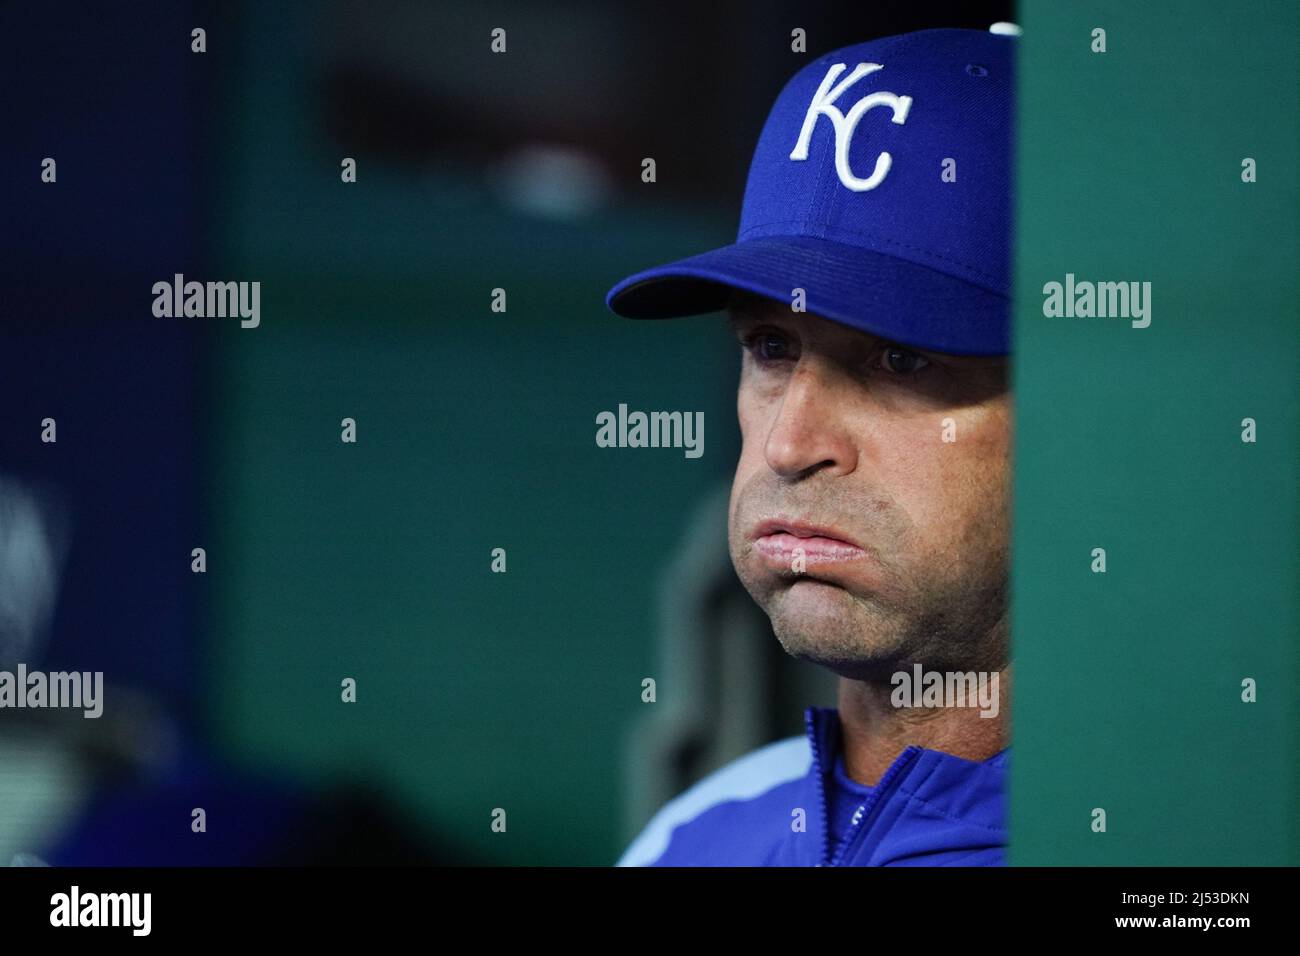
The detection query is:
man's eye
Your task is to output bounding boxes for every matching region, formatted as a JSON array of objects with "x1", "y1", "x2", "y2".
[
  {"x1": 742, "y1": 329, "x2": 796, "y2": 364},
  {"x1": 879, "y1": 346, "x2": 930, "y2": 375}
]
